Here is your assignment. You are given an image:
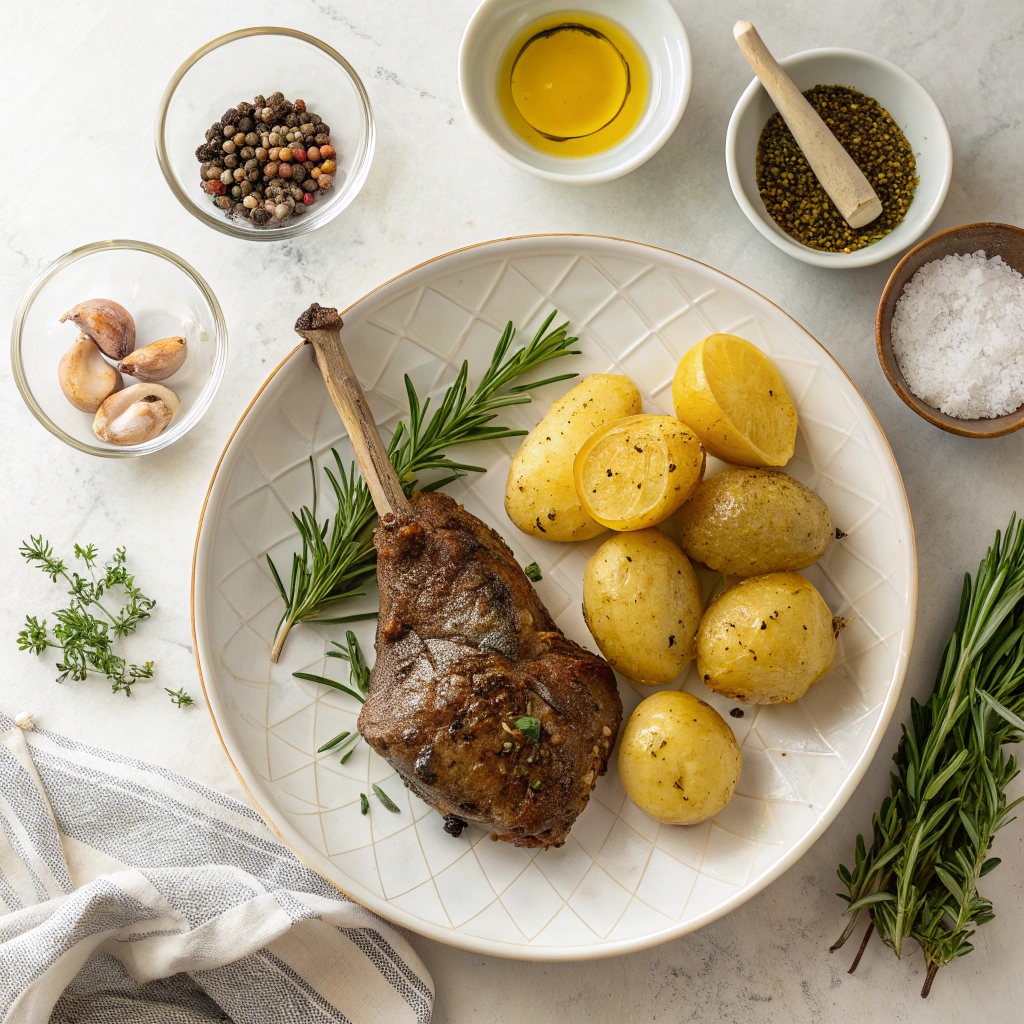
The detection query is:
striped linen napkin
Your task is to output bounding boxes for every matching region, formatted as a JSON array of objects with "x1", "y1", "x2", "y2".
[{"x1": 0, "y1": 713, "x2": 433, "y2": 1023}]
